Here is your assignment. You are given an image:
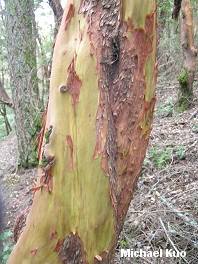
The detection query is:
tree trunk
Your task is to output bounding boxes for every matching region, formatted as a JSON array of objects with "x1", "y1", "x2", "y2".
[
  {"x1": 7, "y1": 1, "x2": 157, "y2": 263},
  {"x1": 176, "y1": 0, "x2": 197, "y2": 111},
  {"x1": 4, "y1": 0, "x2": 42, "y2": 168},
  {"x1": 48, "y1": 0, "x2": 64, "y2": 29},
  {"x1": 172, "y1": 0, "x2": 182, "y2": 20}
]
